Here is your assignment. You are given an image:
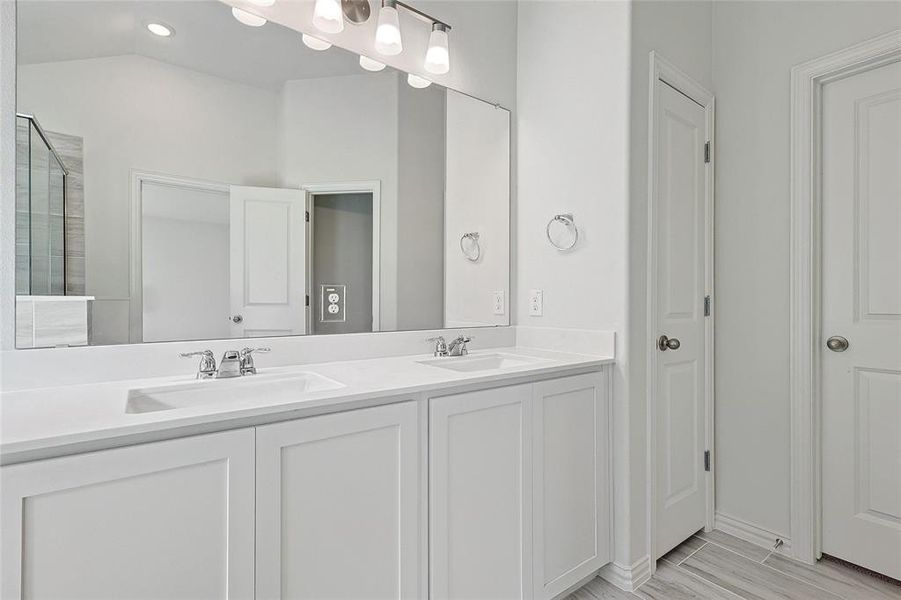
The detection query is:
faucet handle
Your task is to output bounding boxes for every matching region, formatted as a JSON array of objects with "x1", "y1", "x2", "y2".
[
  {"x1": 427, "y1": 336, "x2": 448, "y2": 357},
  {"x1": 180, "y1": 350, "x2": 216, "y2": 379},
  {"x1": 240, "y1": 347, "x2": 270, "y2": 375}
]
